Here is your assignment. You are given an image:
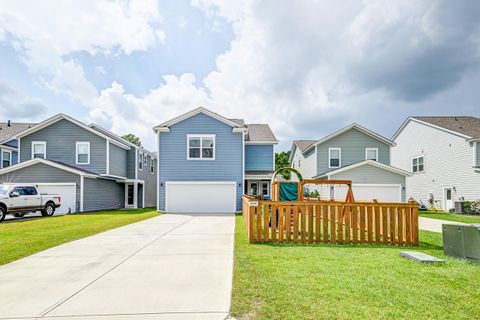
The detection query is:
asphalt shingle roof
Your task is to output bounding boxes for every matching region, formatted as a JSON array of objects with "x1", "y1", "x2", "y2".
[
  {"x1": 413, "y1": 116, "x2": 480, "y2": 139},
  {"x1": 245, "y1": 124, "x2": 278, "y2": 142},
  {"x1": 293, "y1": 140, "x2": 316, "y2": 152},
  {"x1": 0, "y1": 122, "x2": 36, "y2": 143}
]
